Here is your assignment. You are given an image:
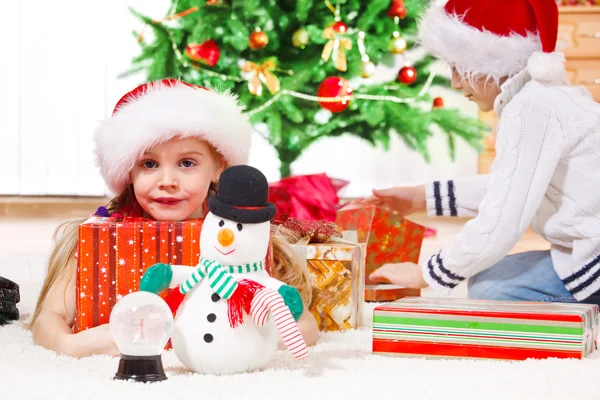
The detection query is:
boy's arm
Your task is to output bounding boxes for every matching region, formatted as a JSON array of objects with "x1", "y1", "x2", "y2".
[
  {"x1": 425, "y1": 174, "x2": 491, "y2": 218},
  {"x1": 422, "y1": 100, "x2": 565, "y2": 292}
]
